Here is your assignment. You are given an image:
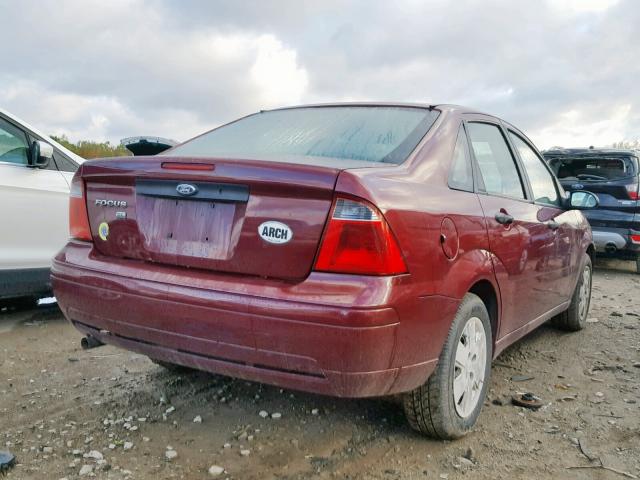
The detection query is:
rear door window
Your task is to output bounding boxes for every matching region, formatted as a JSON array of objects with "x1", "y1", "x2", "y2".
[
  {"x1": 508, "y1": 132, "x2": 560, "y2": 206},
  {"x1": 466, "y1": 122, "x2": 525, "y2": 199}
]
